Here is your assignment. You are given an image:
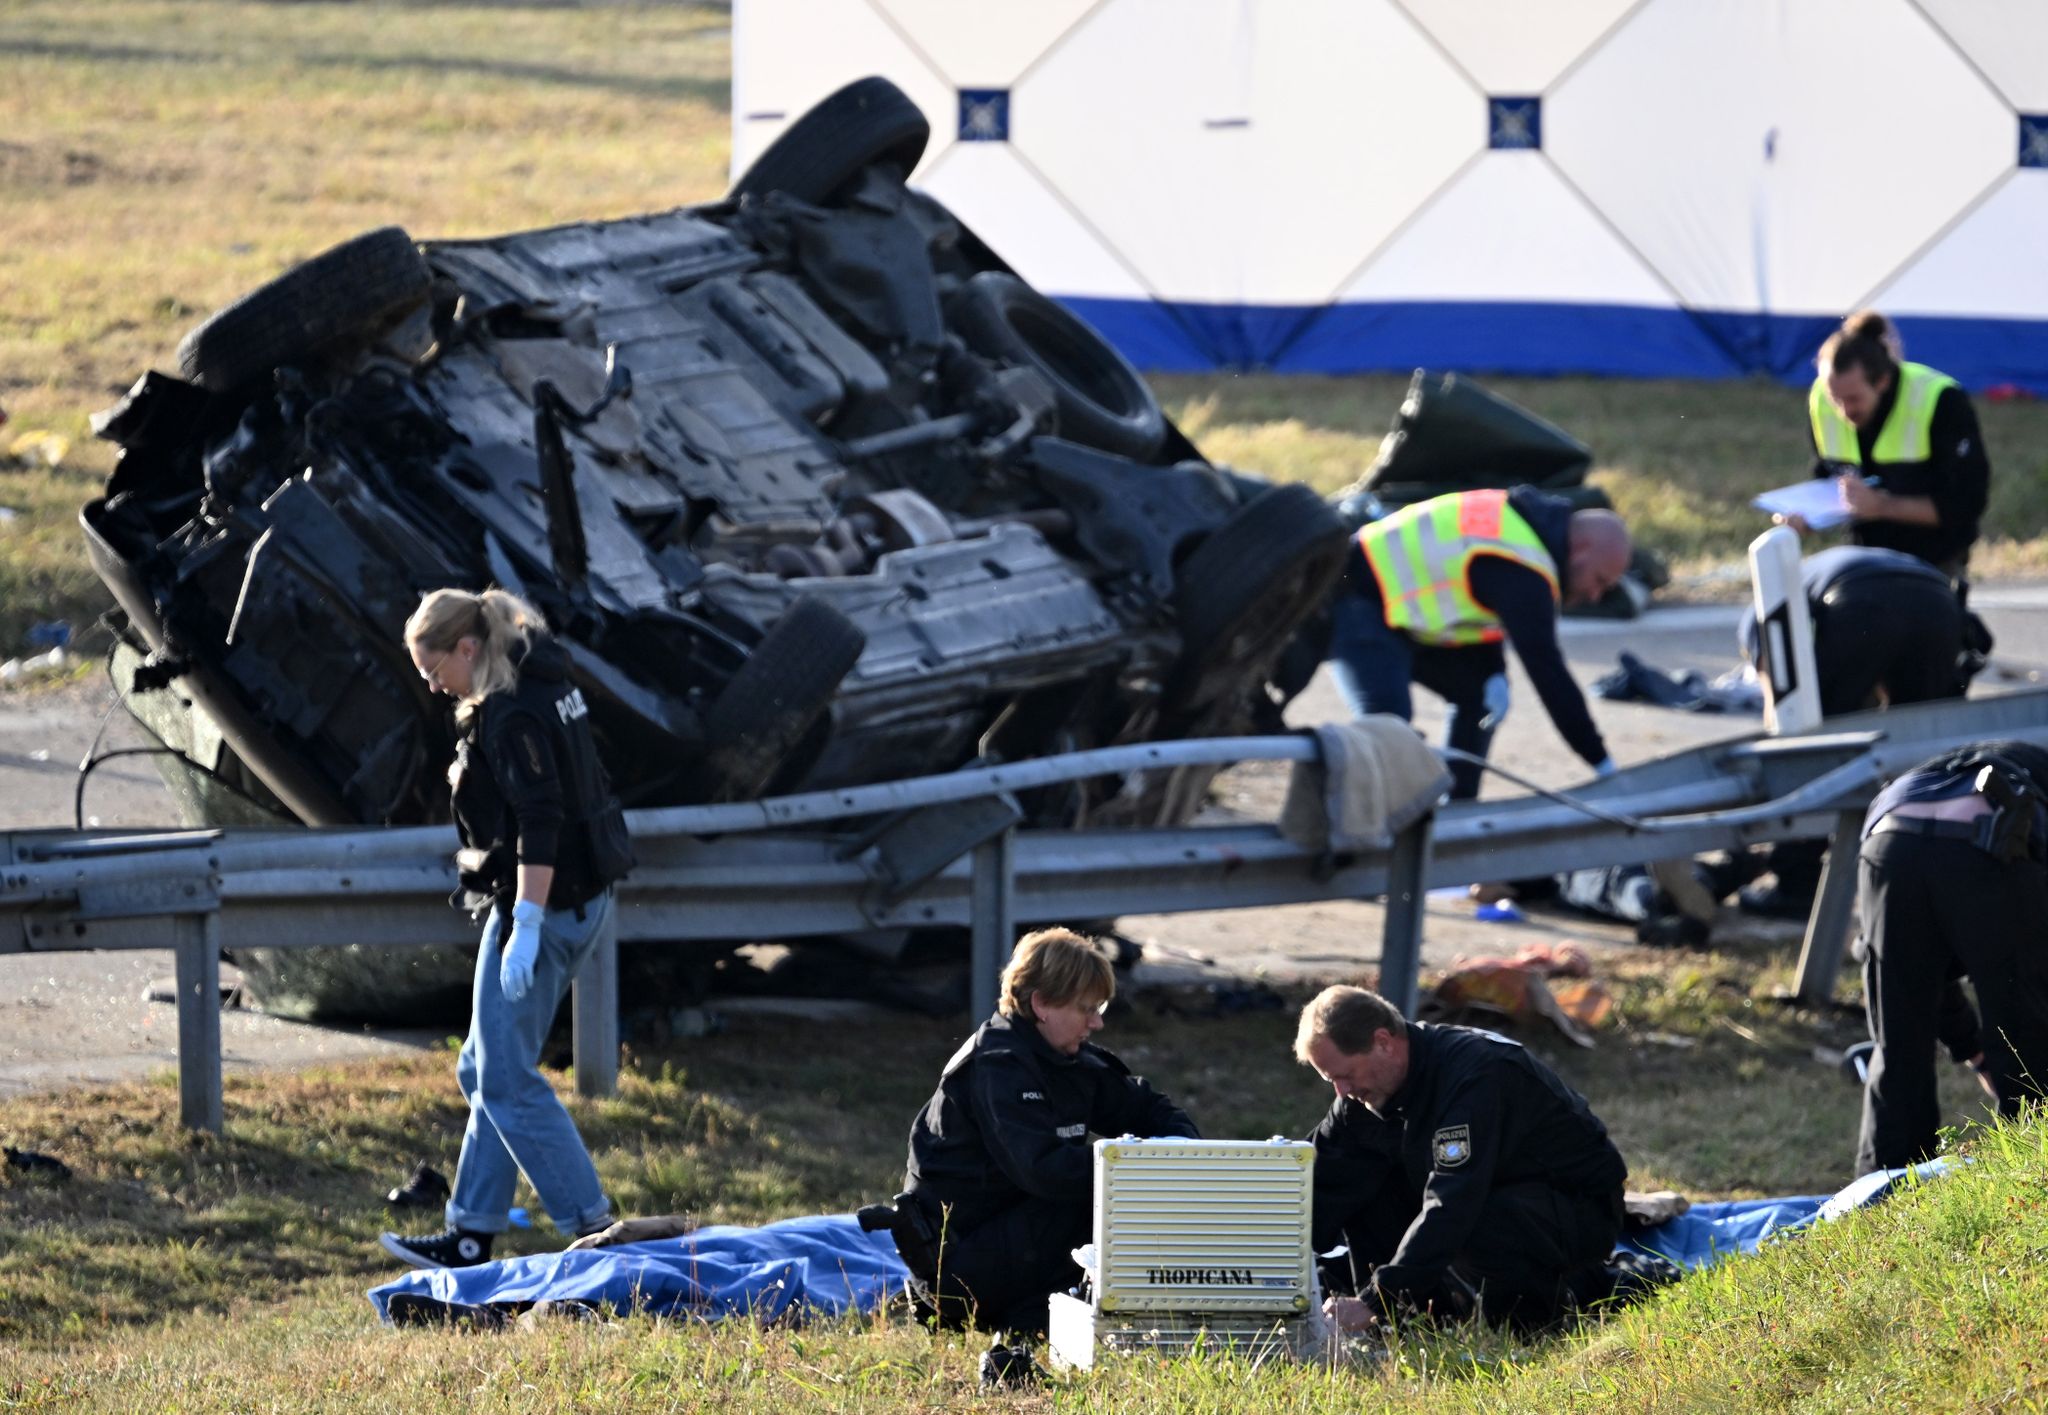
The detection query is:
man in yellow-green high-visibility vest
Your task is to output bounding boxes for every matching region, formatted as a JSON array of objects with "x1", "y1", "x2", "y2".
[
  {"x1": 1785, "y1": 310, "x2": 1990, "y2": 590},
  {"x1": 1330, "y1": 487, "x2": 1631, "y2": 799}
]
